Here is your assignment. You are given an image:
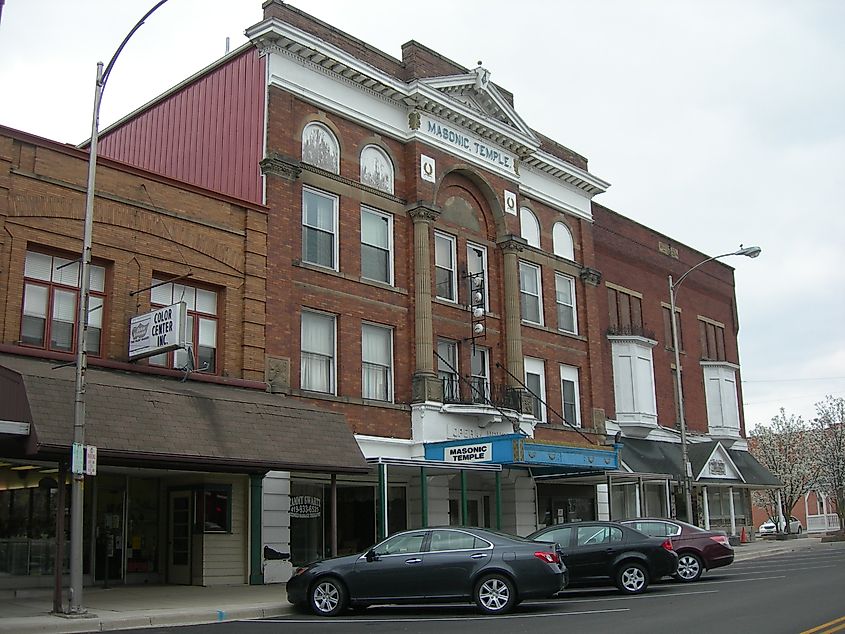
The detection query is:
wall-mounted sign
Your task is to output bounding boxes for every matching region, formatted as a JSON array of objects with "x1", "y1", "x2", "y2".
[
  {"x1": 290, "y1": 495, "x2": 322, "y2": 519},
  {"x1": 504, "y1": 190, "x2": 517, "y2": 215},
  {"x1": 128, "y1": 302, "x2": 187, "y2": 361},
  {"x1": 708, "y1": 459, "x2": 727, "y2": 476},
  {"x1": 445, "y1": 442, "x2": 492, "y2": 463},
  {"x1": 419, "y1": 115, "x2": 518, "y2": 177},
  {"x1": 421, "y1": 154, "x2": 436, "y2": 183}
]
